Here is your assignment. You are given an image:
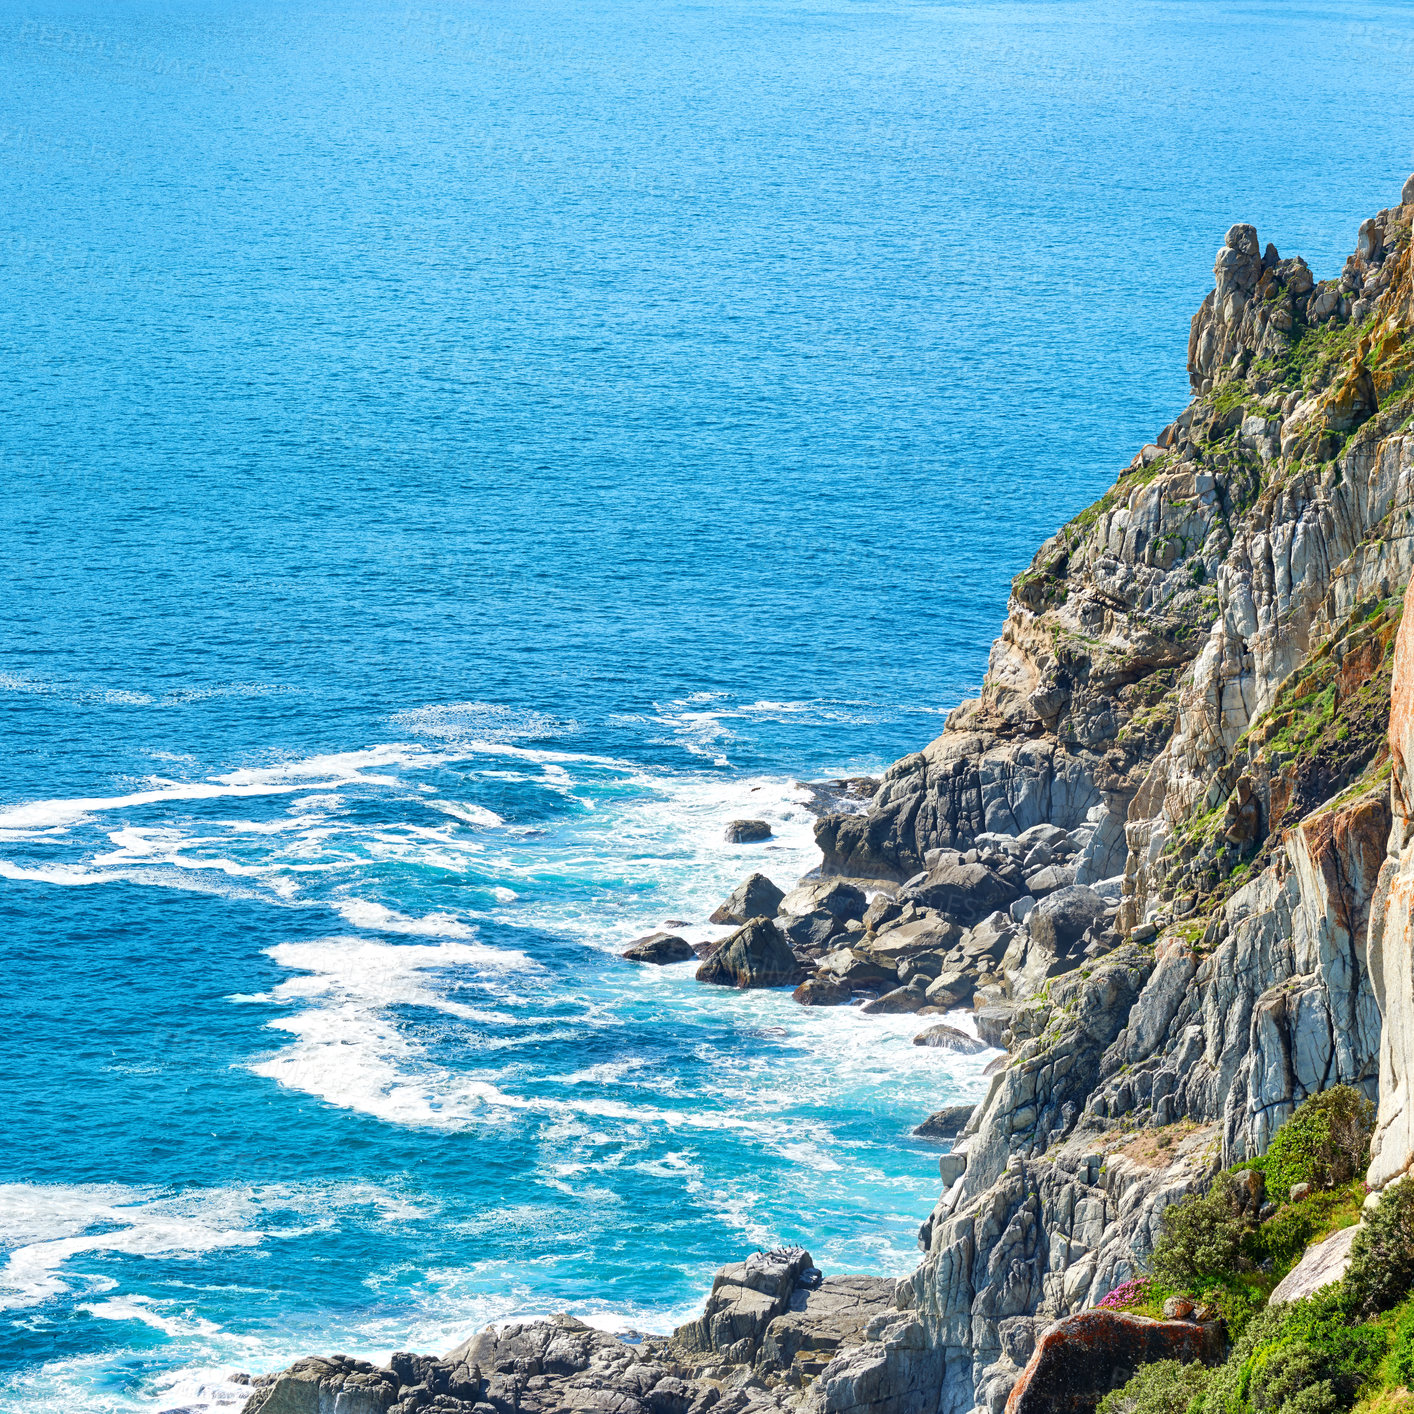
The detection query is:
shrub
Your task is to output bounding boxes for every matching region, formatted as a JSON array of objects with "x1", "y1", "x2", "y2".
[
  {"x1": 1097, "y1": 1359, "x2": 1213, "y2": 1414},
  {"x1": 1196, "y1": 1285, "x2": 1385, "y2": 1414},
  {"x1": 1250, "y1": 1182, "x2": 1365, "y2": 1278},
  {"x1": 1263, "y1": 1087, "x2": 1375, "y2": 1198},
  {"x1": 1152, "y1": 1172, "x2": 1252, "y2": 1291},
  {"x1": 1388, "y1": 1298, "x2": 1414, "y2": 1388},
  {"x1": 1346, "y1": 1181, "x2": 1414, "y2": 1316}
]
